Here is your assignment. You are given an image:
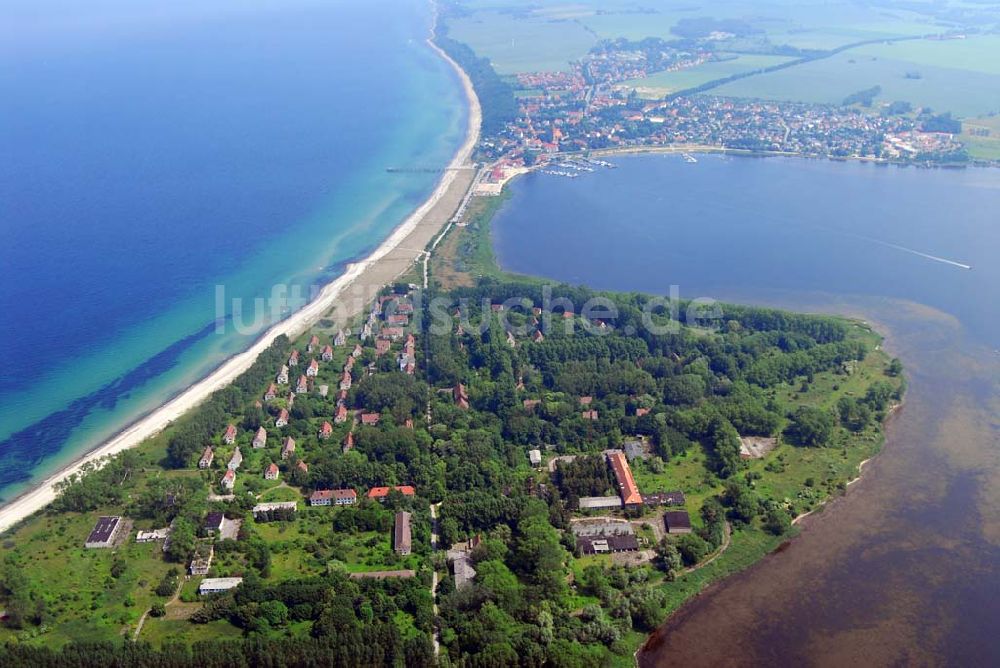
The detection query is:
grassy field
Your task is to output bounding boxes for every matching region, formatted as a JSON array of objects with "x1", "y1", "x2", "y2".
[
  {"x1": 619, "y1": 54, "x2": 796, "y2": 98},
  {"x1": 712, "y1": 37, "x2": 1000, "y2": 118},
  {"x1": 446, "y1": 0, "x2": 976, "y2": 74},
  {"x1": 962, "y1": 114, "x2": 1000, "y2": 160},
  {"x1": 0, "y1": 511, "x2": 175, "y2": 645}
]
